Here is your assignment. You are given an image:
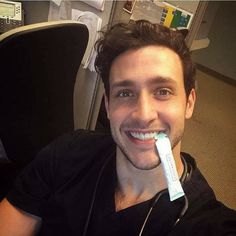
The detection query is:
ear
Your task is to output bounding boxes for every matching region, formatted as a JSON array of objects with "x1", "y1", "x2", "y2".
[
  {"x1": 104, "y1": 94, "x2": 110, "y2": 120},
  {"x1": 185, "y1": 89, "x2": 196, "y2": 119}
]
